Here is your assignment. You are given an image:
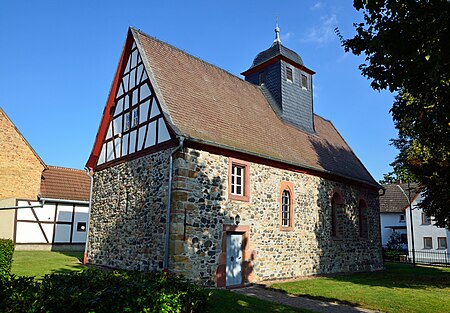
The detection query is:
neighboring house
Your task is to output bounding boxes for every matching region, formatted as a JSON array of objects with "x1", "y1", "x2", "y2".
[
  {"x1": 379, "y1": 183, "x2": 418, "y2": 249},
  {"x1": 86, "y1": 27, "x2": 383, "y2": 287},
  {"x1": 405, "y1": 194, "x2": 450, "y2": 264},
  {"x1": 380, "y1": 183, "x2": 450, "y2": 264},
  {"x1": 0, "y1": 108, "x2": 91, "y2": 251}
]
